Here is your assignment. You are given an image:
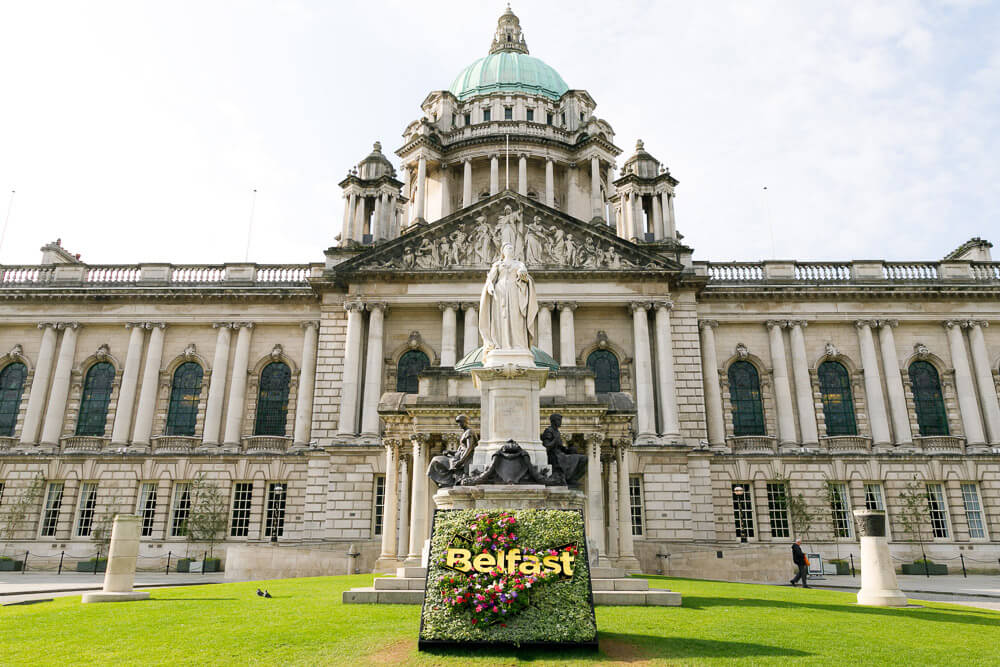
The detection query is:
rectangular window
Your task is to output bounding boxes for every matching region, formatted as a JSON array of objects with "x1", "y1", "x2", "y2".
[
  {"x1": 170, "y1": 482, "x2": 192, "y2": 537},
  {"x1": 561, "y1": 112, "x2": 566, "y2": 125},
  {"x1": 464, "y1": 112, "x2": 471, "y2": 126},
  {"x1": 925, "y1": 483, "x2": 950, "y2": 538},
  {"x1": 40, "y1": 482, "x2": 64, "y2": 537},
  {"x1": 960, "y1": 483, "x2": 986, "y2": 539},
  {"x1": 731, "y1": 483, "x2": 755, "y2": 540},
  {"x1": 136, "y1": 482, "x2": 157, "y2": 538},
  {"x1": 75, "y1": 482, "x2": 98, "y2": 537},
  {"x1": 265, "y1": 482, "x2": 287, "y2": 538},
  {"x1": 829, "y1": 482, "x2": 852, "y2": 538},
  {"x1": 629, "y1": 476, "x2": 644, "y2": 536},
  {"x1": 546, "y1": 113, "x2": 553, "y2": 125},
  {"x1": 482, "y1": 108, "x2": 491, "y2": 122},
  {"x1": 526, "y1": 109, "x2": 534, "y2": 122},
  {"x1": 504, "y1": 107, "x2": 512, "y2": 120},
  {"x1": 864, "y1": 483, "x2": 885, "y2": 511},
  {"x1": 0, "y1": 480, "x2": 5, "y2": 505},
  {"x1": 373, "y1": 475, "x2": 386, "y2": 536},
  {"x1": 766, "y1": 483, "x2": 790, "y2": 538},
  {"x1": 230, "y1": 482, "x2": 253, "y2": 537}
]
